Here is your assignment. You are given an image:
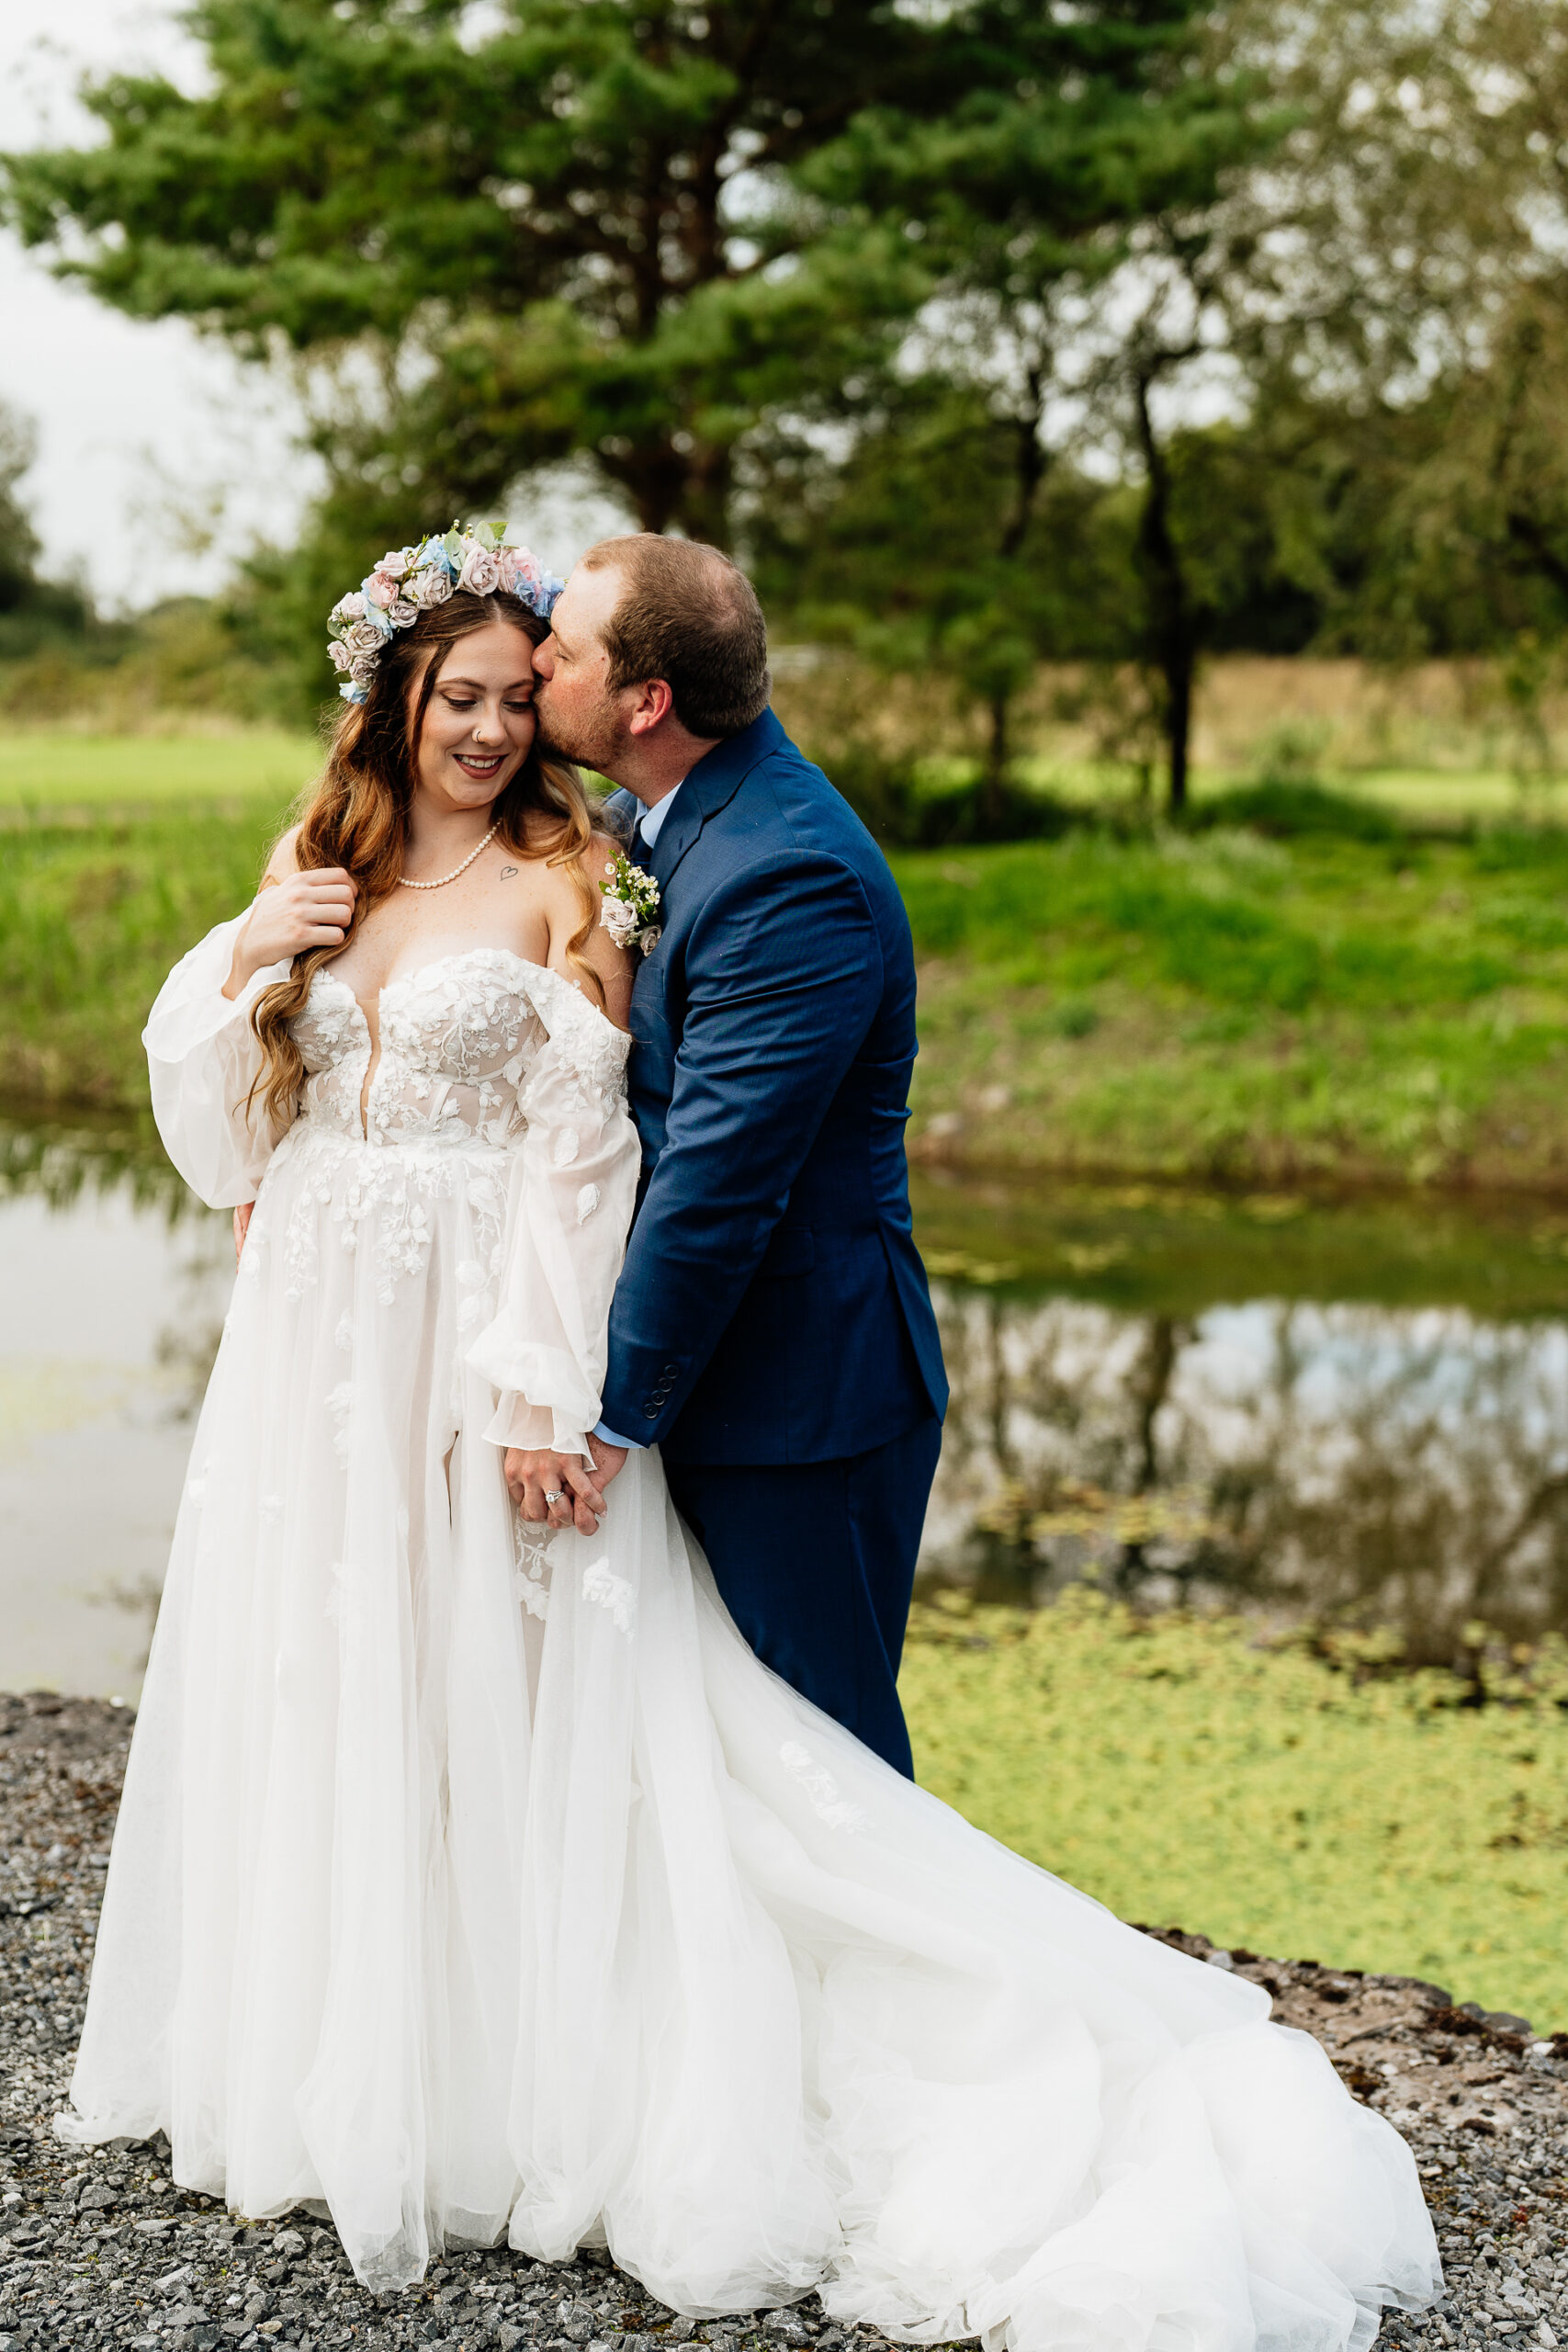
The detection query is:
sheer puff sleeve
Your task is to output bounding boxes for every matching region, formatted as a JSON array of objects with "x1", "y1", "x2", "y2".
[
  {"x1": 143, "y1": 911, "x2": 292, "y2": 1209},
  {"x1": 467, "y1": 967, "x2": 641, "y2": 1462}
]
